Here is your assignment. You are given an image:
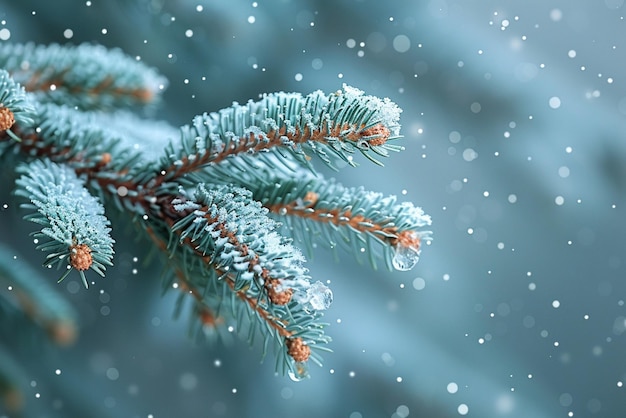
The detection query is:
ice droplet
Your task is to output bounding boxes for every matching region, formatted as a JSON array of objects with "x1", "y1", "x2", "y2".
[
  {"x1": 288, "y1": 362, "x2": 309, "y2": 381},
  {"x1": 392, "y1": 246, "x2": 420, "y2": 271},
  {"x1": 305, "y1": 281, "x2": 333, "y2": 311}
]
